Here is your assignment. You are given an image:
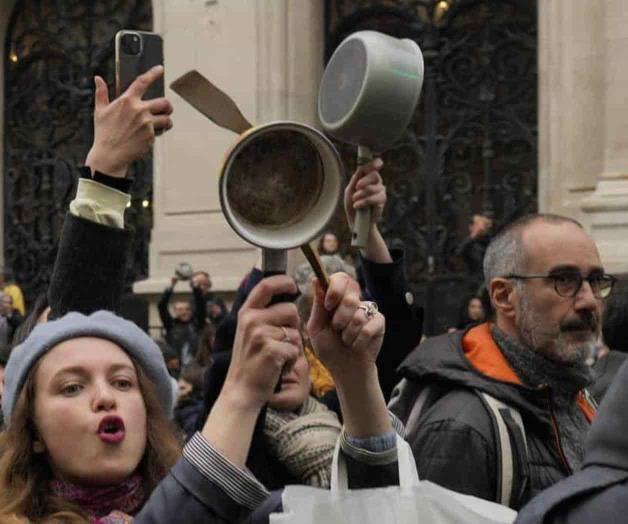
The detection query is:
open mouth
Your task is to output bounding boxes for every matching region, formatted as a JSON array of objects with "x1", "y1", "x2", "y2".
[{"x1": 97, "y1": 416, "x2": 126, "y2": 444}]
